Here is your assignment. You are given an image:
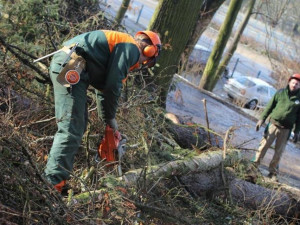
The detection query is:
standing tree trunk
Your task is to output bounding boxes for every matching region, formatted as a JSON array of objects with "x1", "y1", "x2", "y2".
[
  {"x1": 115, "y1": 0, "x2": 131, "y2": 25},
  {"x1": 180, "y1": 0, "x2": 225, "y2": 73},
  {"x1": 199, "y1": 0, "x2": 243, "y2": 91},
  {"x1": 148, "y1": 0, "x2": 203, "y2": 107},
  {"x1": 215, "y1": 0, "x2": 256, "y2": 83}
]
